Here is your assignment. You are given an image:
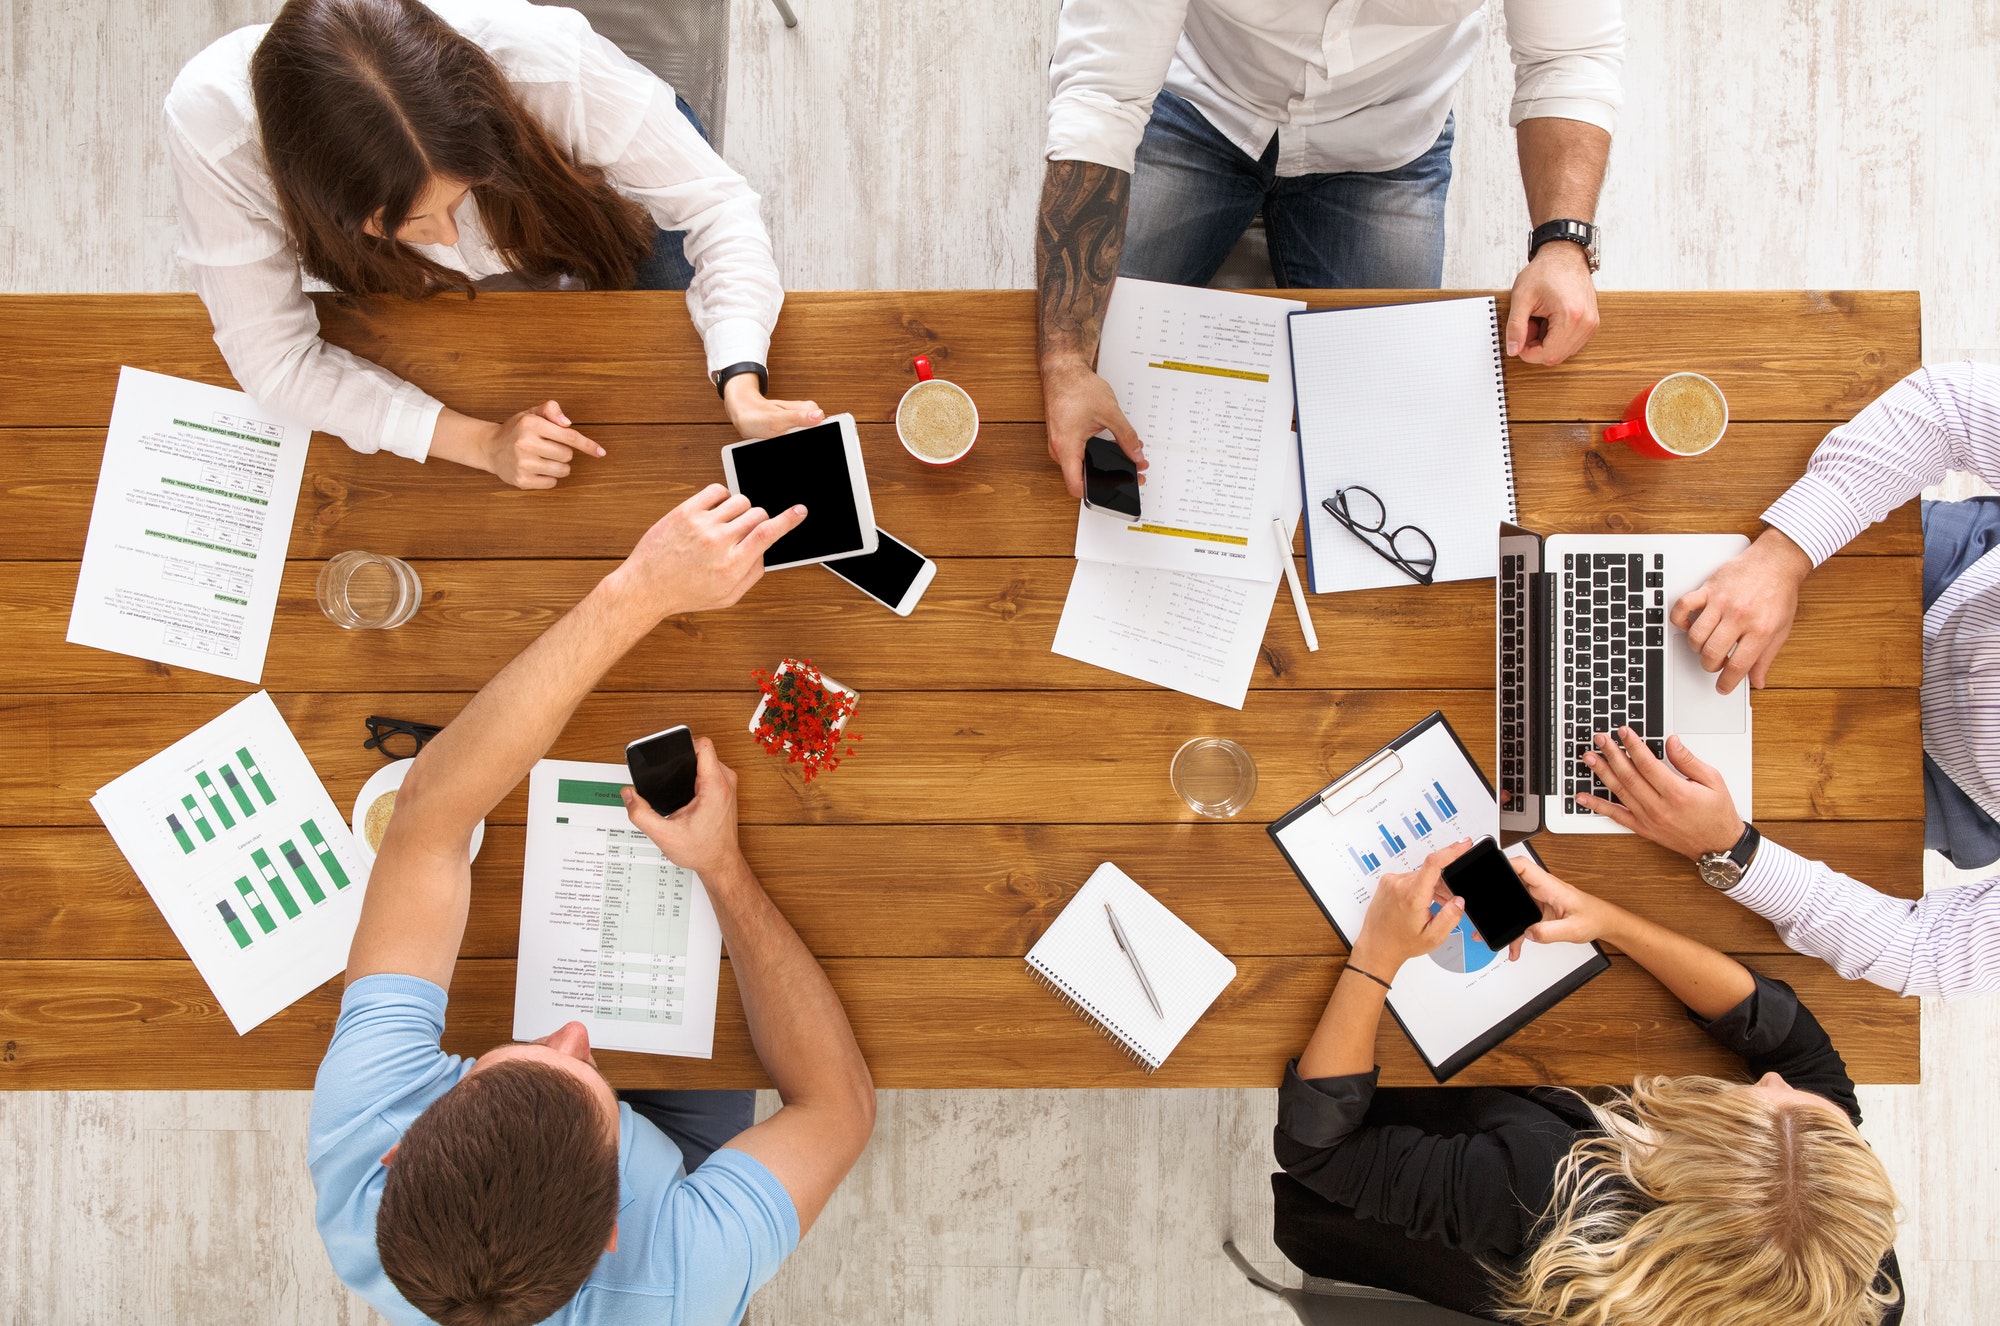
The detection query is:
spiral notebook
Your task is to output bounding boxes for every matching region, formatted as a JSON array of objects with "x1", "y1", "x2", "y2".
[
  {"x1": 1025, "y1": 862, "x2": 1238, "y2": 1073},
  {"x1": 1290, "y1": 297, "x2": 1518, "y2": 593}
]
